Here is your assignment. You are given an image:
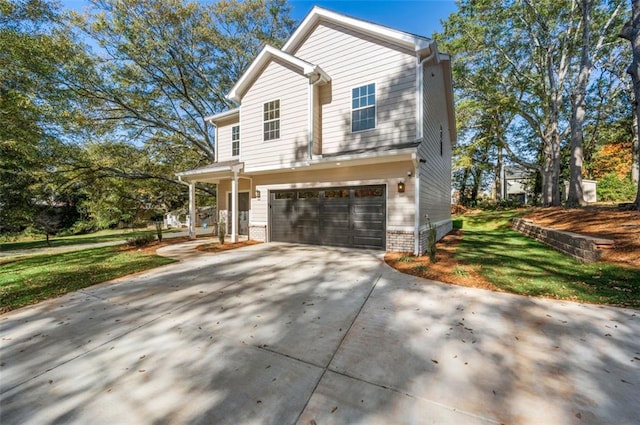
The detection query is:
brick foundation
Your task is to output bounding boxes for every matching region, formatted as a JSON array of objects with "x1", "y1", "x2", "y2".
[
  {"x1": 512, "y1": 218, "x2": 614, "y2": 262},
  {"x1": 386, "y1": 220, "x2": 453, "y2": 254},
  {"x1": 386, "y1": 230, "x2": 414, "y2": 252}
]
